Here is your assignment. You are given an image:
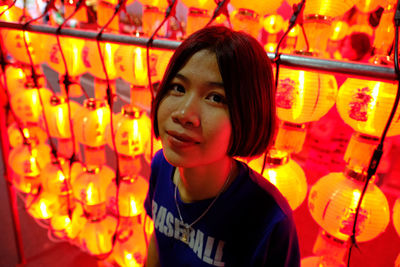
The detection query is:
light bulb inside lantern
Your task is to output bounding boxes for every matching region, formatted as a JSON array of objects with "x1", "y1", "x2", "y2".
[{"x1": 25, "y1": 191, "x2": 59, "y2": 220}]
